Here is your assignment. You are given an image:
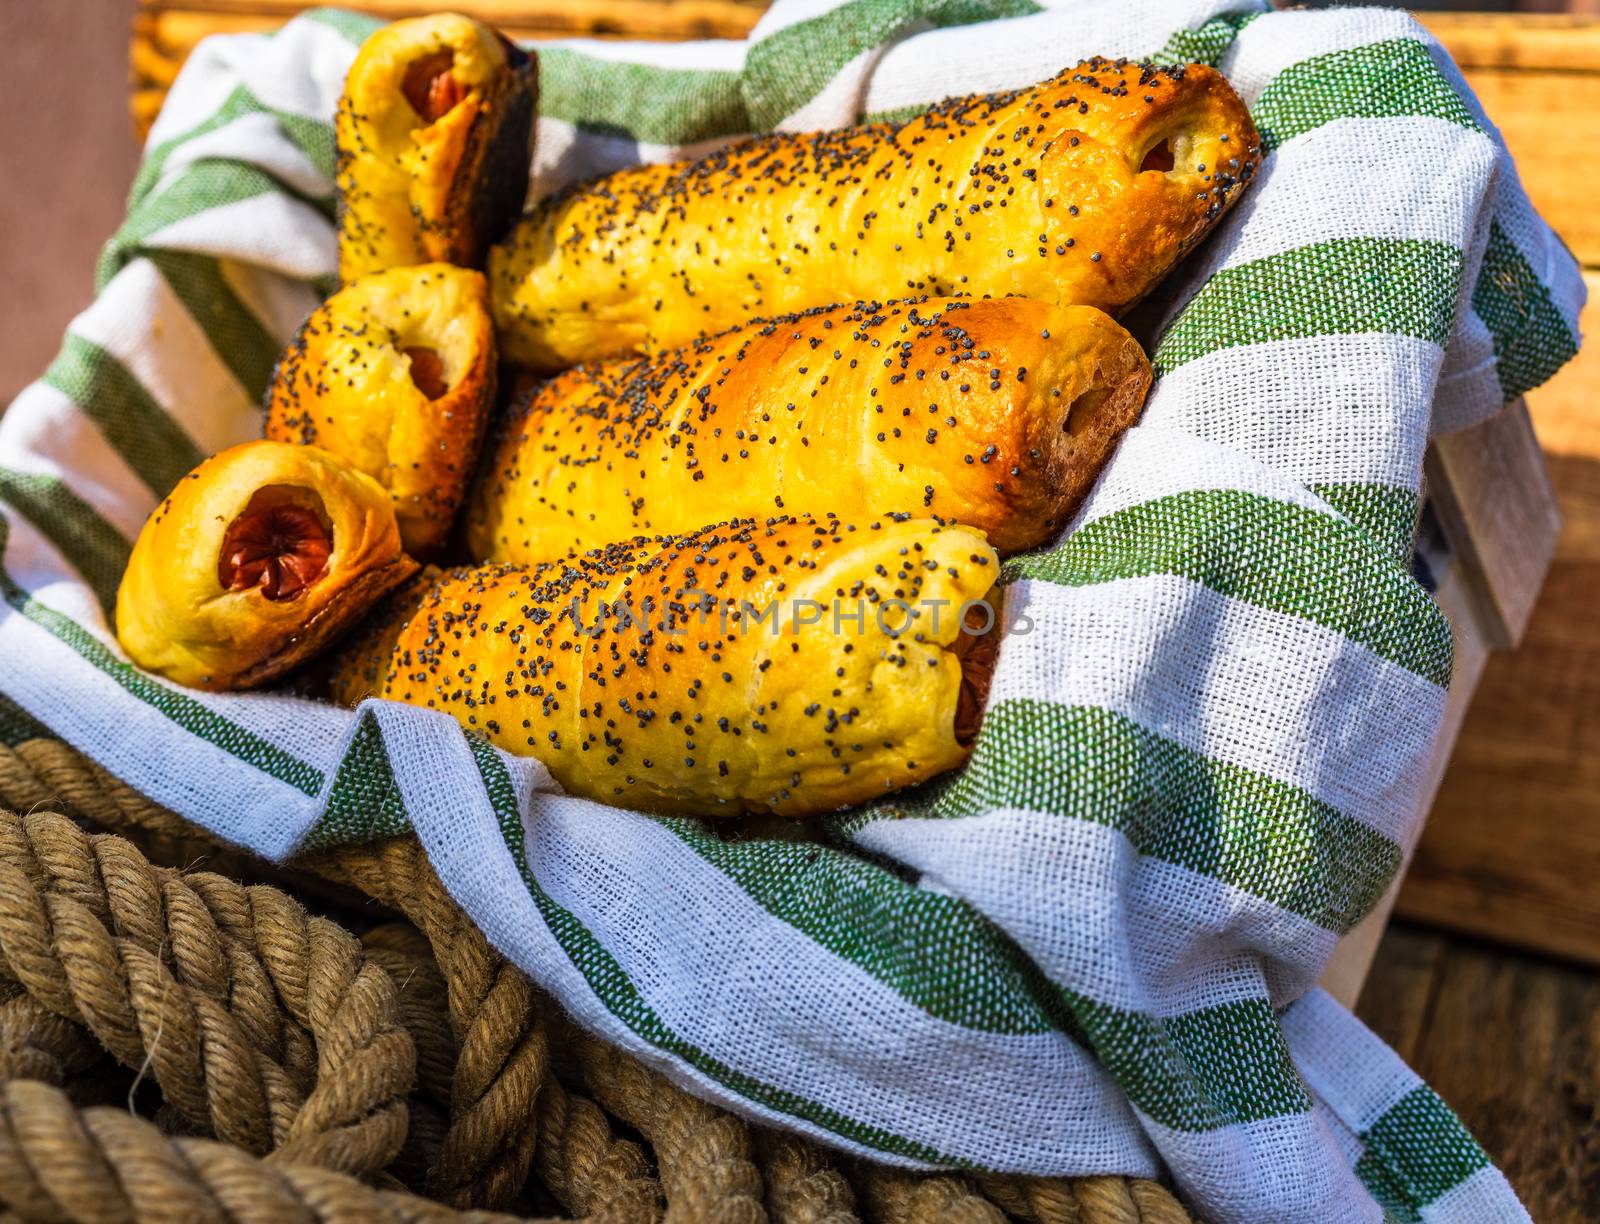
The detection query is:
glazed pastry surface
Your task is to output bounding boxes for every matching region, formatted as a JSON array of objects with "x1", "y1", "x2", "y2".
[
  {"x1": 266, "y1": 264, "x2": 496, "y2": 559},
  {"x1": 466, "y1": 296, "x2": 1150, "y2": 563},
  {"x1": 490, "y1": 57, "x2": 1259, "y2": 370},
  {"x1": 332, "y1": 515, "x2": 1000, "y2": 816},
  {"x1": 116, "y1": 440, "x2": 417, "y2": 691},
  {"x1": 336, "y1": 12, "x2": 537, "y2": 281}
]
